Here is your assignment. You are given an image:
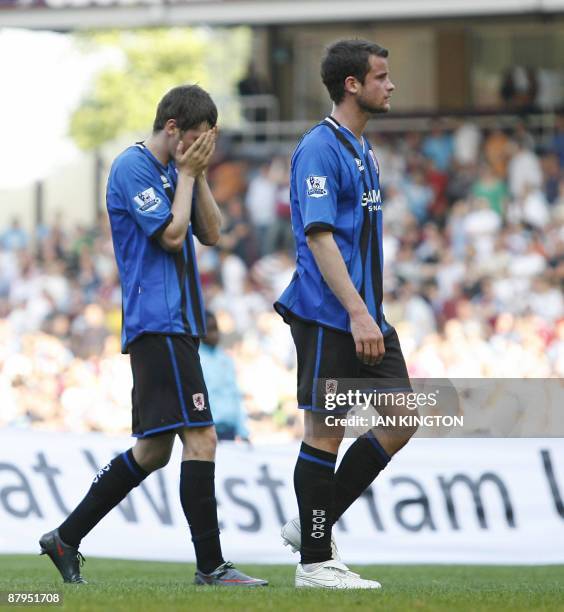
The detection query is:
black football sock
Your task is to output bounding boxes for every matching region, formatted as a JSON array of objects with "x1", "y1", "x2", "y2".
[
  {"x1": 58, "y1": 448, "x2": 148, "y2": 547},
  {"x1": 180, "y1": 460, "x2": 224, "y2": 574},
  {"x1": 333, "y1": 431, "x2": 391, "y2": 524},
  {"x1": 294, "y1": 442, "x2": 337, "y2": 565}
]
